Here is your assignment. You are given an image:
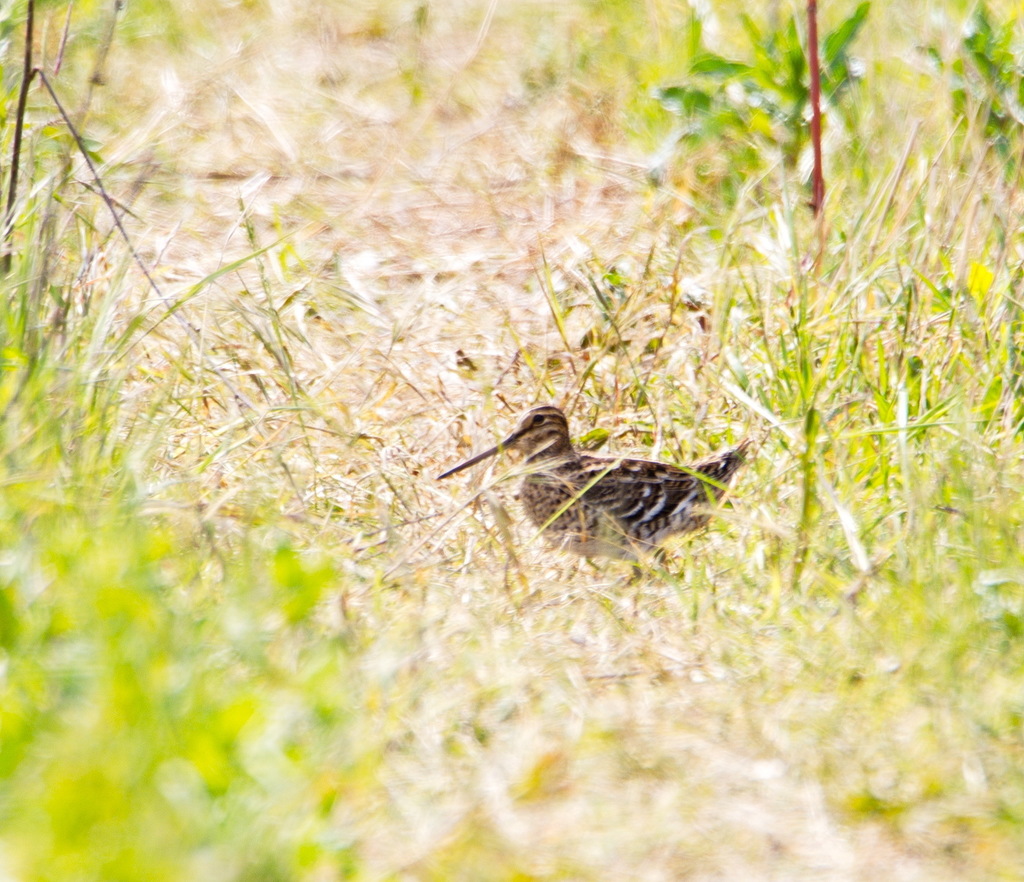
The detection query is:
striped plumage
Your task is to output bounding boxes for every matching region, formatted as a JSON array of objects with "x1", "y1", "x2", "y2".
[{"x1": 438, "y1": 405, "x2": 748, "y2": 560}]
